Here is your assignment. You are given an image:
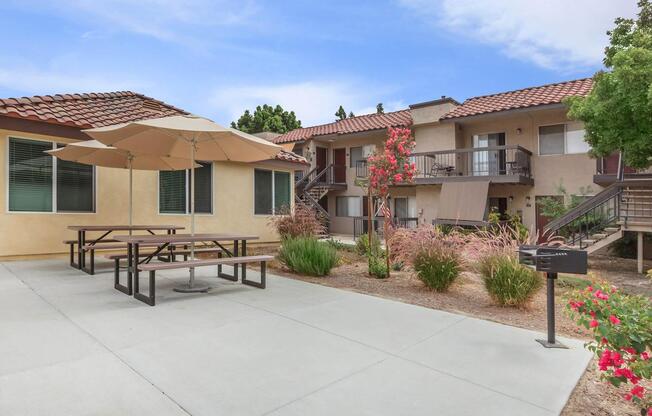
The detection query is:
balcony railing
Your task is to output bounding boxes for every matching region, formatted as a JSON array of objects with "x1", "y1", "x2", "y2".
[
  {"x1": 410, "y1": 145, "x2": 532, "y2": 180},
  {"x1": 352, "y1": 216, "x2": 418, "y2": 239}
]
